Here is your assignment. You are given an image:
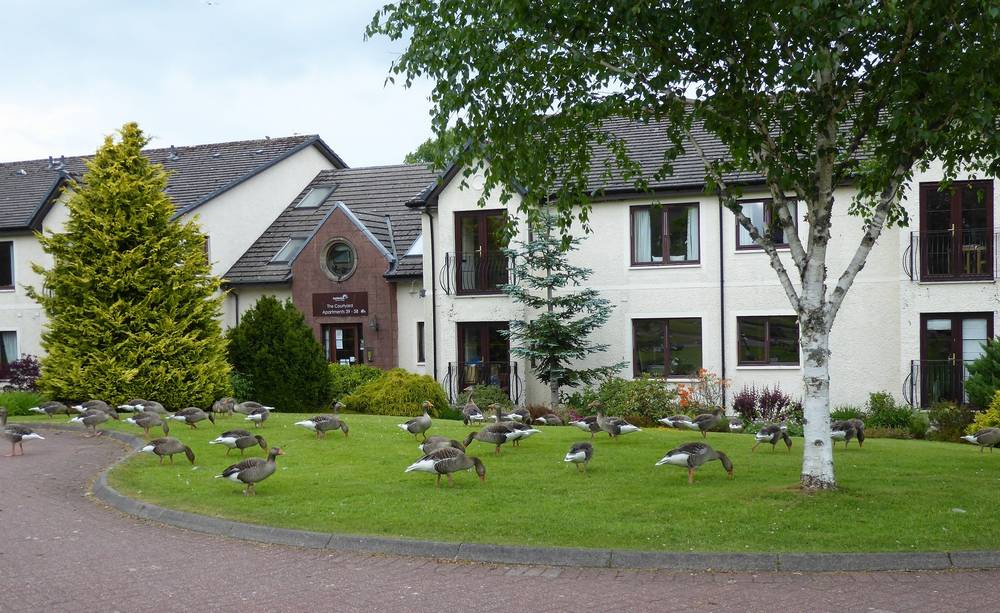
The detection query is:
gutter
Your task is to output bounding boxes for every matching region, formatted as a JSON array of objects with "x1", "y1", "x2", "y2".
[{"x1": 718, "y1": 195, "x2": 727, "y2": 408}]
